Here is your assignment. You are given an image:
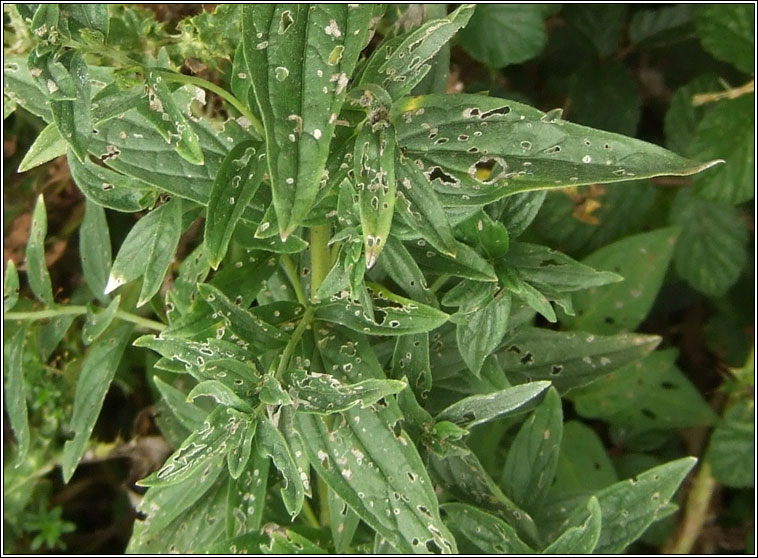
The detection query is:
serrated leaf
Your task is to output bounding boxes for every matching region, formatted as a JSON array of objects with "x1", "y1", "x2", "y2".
[
  {"x1": 18, "y1": 123, "x2": 67, "y2": 172},
  {"x1": 379, "y1": 236, "x2": 436, "y2": 307},
  {"x1": 501, "y1": 387, "x2": 563, "y2": 513},
  {"x1": 354, "y1": 123, "x2": 396, "y2": 268},
  {"x1": 543, "y1": 496, "x2": 602, "y2": 554},
  {"x1": 572, "y1": 349, "x2": 717, "y2": 429},
  {"x1": 501, "y1": 327, "x2": 661, "y2": 393},
  {"x1": 406, "y1": 239, "x2": 498, "y2": 282},
  {"x1": 458, "y1": 4, "x2": 546, "y2": 68},
  {"x1": 361, "y1": 4, "x2": 474, "y2": 99},
  {"x1": 242, "y1": 5, "x2": 375, "y2": 238},
  {"x1": 392, "y1": 94, "x2": 721, "y2": 205},
  {"x1": 457, "y1": 292, "x2": 511, "y2": 376},
  {"x1": 629, "y1": 5, "x2": 695, "y2": 49},
  {"x1": 187, "y1": 380, "x2": 253, "y2": 413},
  {"x1": 664, "y1": 74, "x2": 721, "y2": 157},
  {"x1": 82, "y1": 295, "x2": 120, "y2": 345},
  {"x1": 25, "y1": 195, "x2": 54, "y2": 306},
  {"x1": 689, "y1": 95, "x2": 754, "y2": 204},
  {"x1": 152, "y1": 376, "x2": 207, "y2": 433},
  {"x1": 105, "y1": 198, "x2": 182, "y2": 306},
  {"x1": 4, "y1": 260, "x2": 20, "y2": 311},
  {"x1": 441, "y1": 503, "x2": 534, "y2": 554},
  {"x1": 5, "y1": 327, "x2": 30, "y2": 462},
  {"x1": 79, "y1": 199, "x2": 112, "y2": 303},
  {"x1": 314, "y1": 285, "x2": 448, "y2": 336},
  {"x1": 204, "y1": 141, "x2": 265, "y2": 268},
  {"x1": 138, "y1": 69, "x2": 204, "y2": 165},
  {"x1": 196, "y1": 283, "x2": 288, "y2": 351},
  {"x1": 290, "y1": 368, "x2": 405, "y2": 414},
  {"x1": 256, "y1": 417, "x2": 304, "y2": 518},
  {"x1": 695, "y1": 4, "x2": 754, "y2": 75},
  {"x1": 560, "y1": 228, "x2": 679, "y2": 334},
  {"x1": 565, "y1": 5, "x2": 627, "y2": 58},
  {"x1": 706, "y1": 400, "x2": 754, "y2": 487},
  {"x1": 594, "y1": 457, "x2": 696, "y2": 553},
  {"x1": 436, "y1": 381, "x2": 550, "y2": 428},
  {"x1": 50, "y1": 51, "x2": 92, "y2": 161},
  {"x1": 62, "y1": 322, "x2": 133, "y2": 482},
  {"x1": 67, "y1": 150, "x2": 157, "y2": 212}
]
